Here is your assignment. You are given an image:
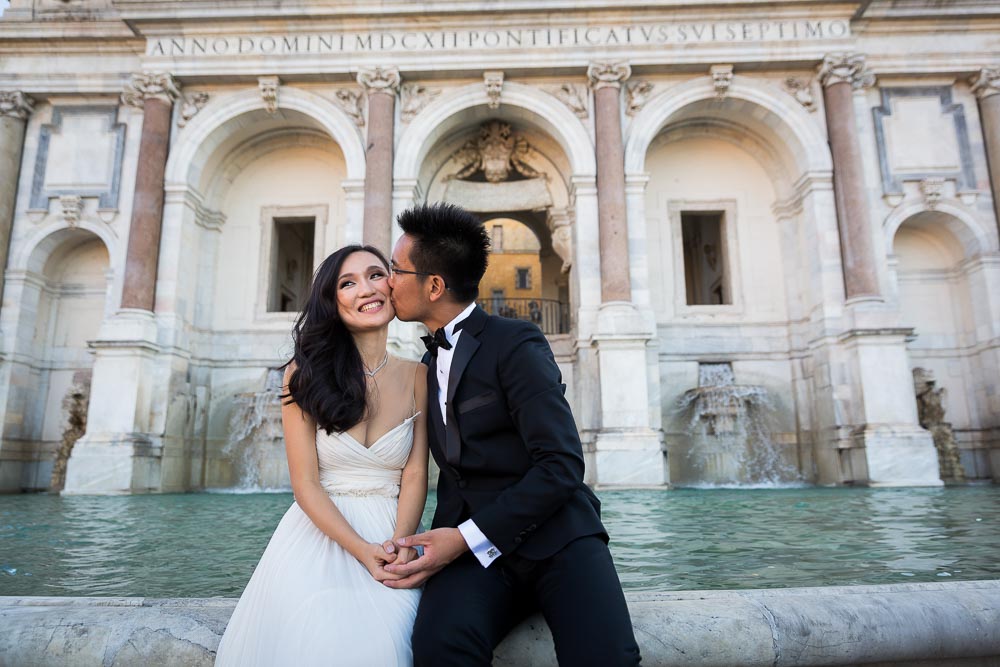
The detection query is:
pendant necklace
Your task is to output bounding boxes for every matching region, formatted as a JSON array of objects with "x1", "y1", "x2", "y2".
[{"x1": 364, "y1": 352, "x2": 389, "y2": 378}]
